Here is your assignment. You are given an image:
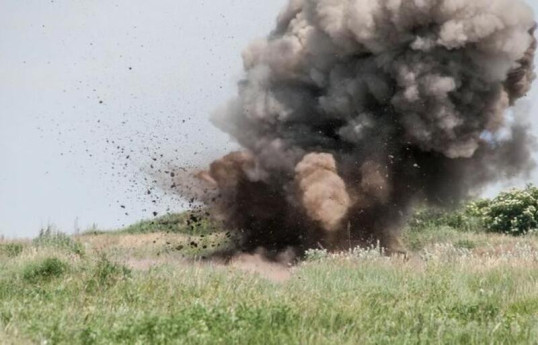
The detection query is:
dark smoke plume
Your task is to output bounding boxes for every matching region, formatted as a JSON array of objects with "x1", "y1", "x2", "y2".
[{"x1": 191, "y1": 0, "x2": 537, "y2": 254}]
